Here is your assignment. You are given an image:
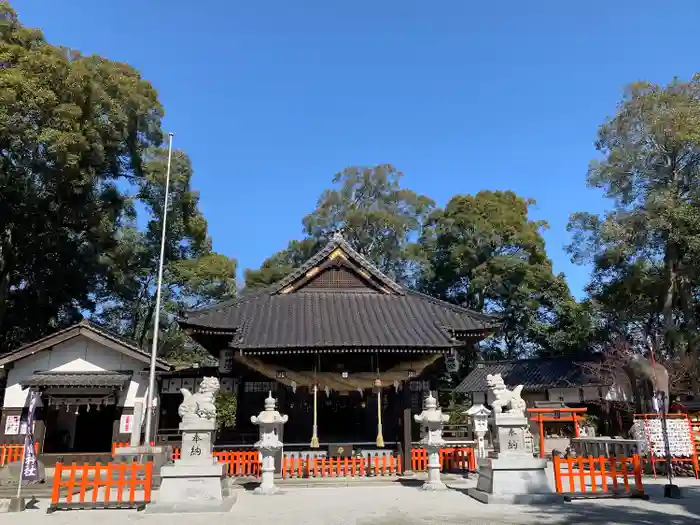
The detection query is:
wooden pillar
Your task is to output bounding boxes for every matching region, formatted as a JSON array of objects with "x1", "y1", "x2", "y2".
[
  {"x1": 275, "y1": 384, "x2": 287, "y2": 476},
  {"x1": 401, "y1": 381, "x2": 413, "y2": 474},
  {"x1": 537, "y1": 413, "x2": 545, "y2": 459}
]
